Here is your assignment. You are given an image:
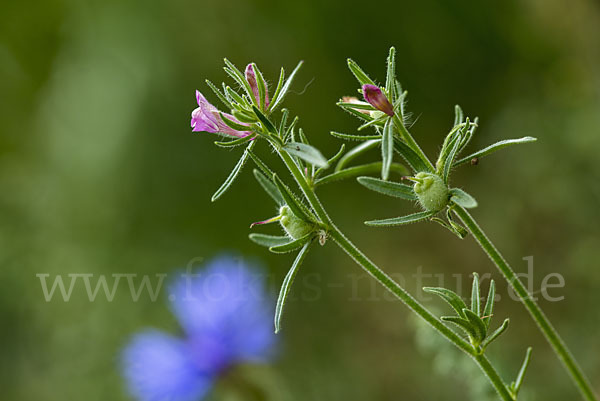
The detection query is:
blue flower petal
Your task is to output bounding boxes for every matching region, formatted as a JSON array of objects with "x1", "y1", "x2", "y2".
[
  {"x1": 121, "y1": 330, "x2": 214, "y2": 401},
  {"x1": 169, "y1": 256, "x2": 277, "y2": 365}
]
